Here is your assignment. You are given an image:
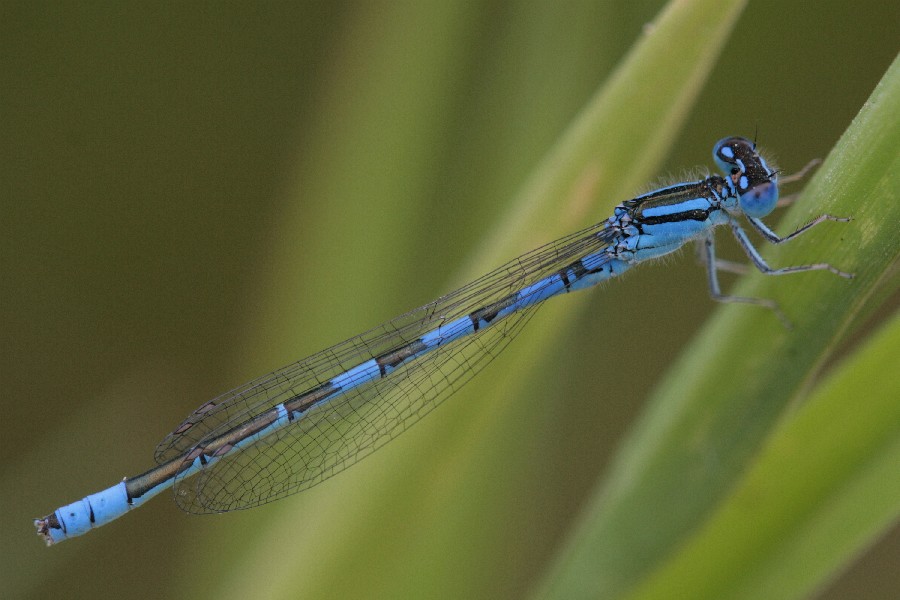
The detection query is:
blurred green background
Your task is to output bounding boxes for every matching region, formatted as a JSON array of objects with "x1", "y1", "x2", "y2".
[{"x1": 1, "y1": 2, "x2": 897, "y2": 599}]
